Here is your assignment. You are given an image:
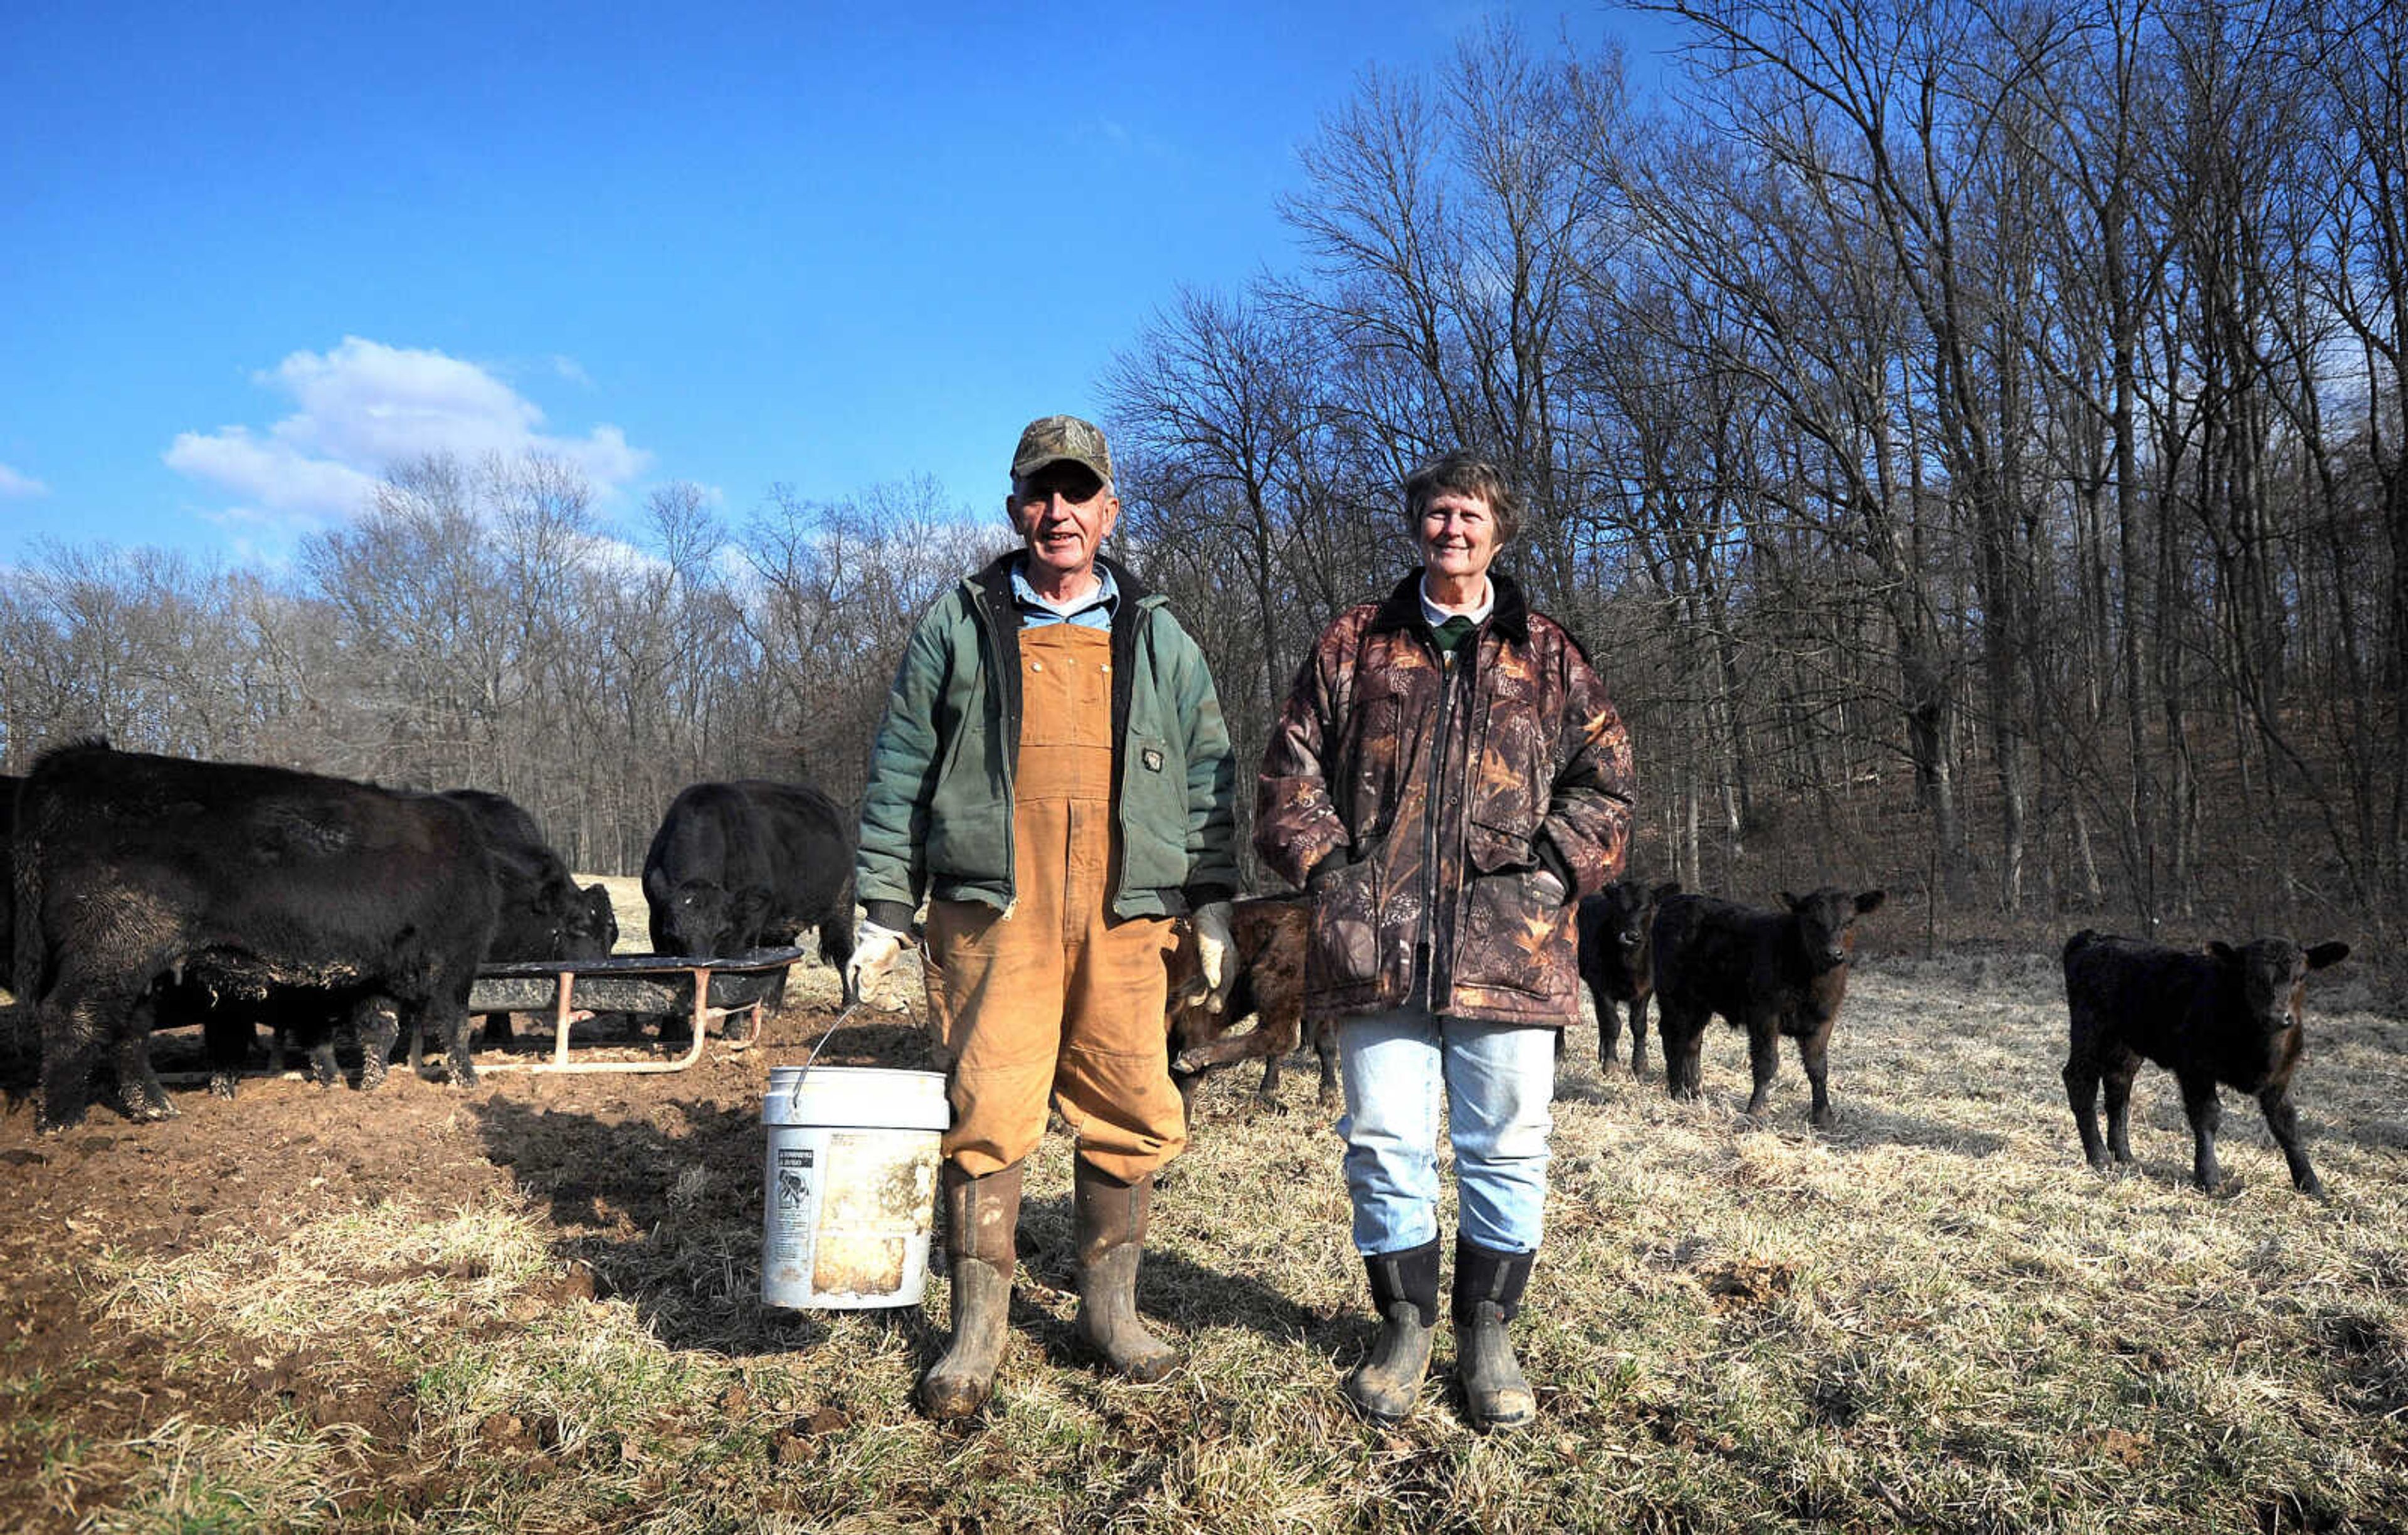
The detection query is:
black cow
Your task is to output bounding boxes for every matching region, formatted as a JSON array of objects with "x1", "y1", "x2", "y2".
[
  {"x1": 1650, "y1": 887, "x2": 1886, "y2": 1127},
  {"x1": 2061, "y1": 930, "x2": 2350, "y2": 1196},
  {"x1": 1, "y1": 772, "x2": 19, "y2": 998},
  {"x1": 579, "y1": 882, "x2": 620, "y2": 956},
  {"x1": 440, "y1": 789, "x2": 616, "y2": 1051},
  {"x1": 643, "y1": 779, "x2": 856, "y2": 998},
  {"x1": 12, "y1": 742, "x2": 497, "y2": 1131},
  {"x1": 1573, "y1": 878, "x2": 1681, "y2": 1078}
]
